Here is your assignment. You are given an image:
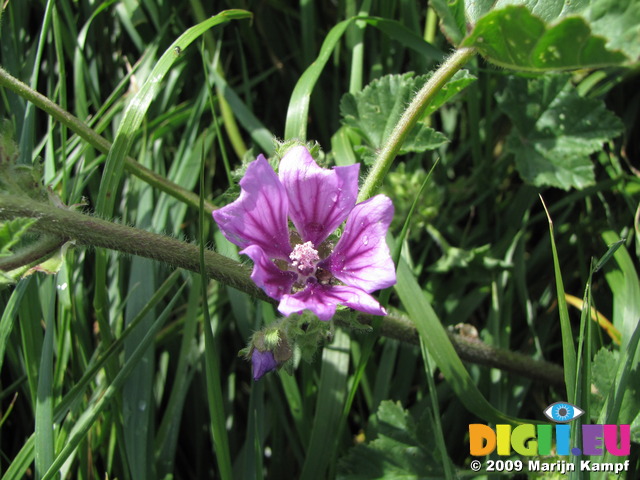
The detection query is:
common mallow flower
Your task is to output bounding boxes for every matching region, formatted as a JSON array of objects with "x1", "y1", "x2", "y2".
[{"x1": 213, "y1": 146, "x2": 396, "y2": 321}]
